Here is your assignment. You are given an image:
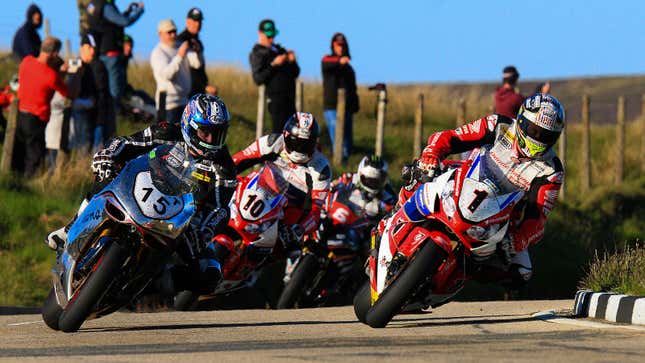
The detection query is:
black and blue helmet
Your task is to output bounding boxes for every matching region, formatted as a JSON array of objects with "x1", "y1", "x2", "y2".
[{"x1": 180, "y1": 94, "x2": 230, "y2": 157}]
